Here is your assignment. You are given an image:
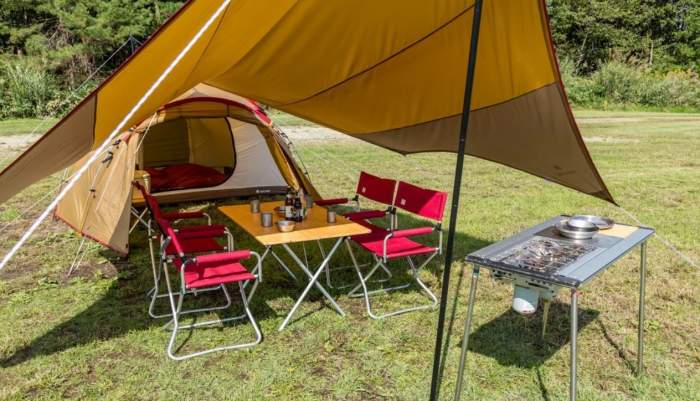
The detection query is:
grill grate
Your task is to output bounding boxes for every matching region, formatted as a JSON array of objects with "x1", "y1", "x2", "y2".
[{"x1": 494, "y1": 237, "x2": 597, "y2": 275}]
